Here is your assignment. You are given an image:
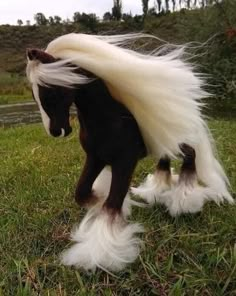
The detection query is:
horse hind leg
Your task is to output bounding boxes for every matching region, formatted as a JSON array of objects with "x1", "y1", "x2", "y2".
[
  {"x1": 165, "y1": 144, "x2": 211, "y2": 216},
  {"x1": 131, "y1": 157, "x2": 176, "y2": 205}
]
